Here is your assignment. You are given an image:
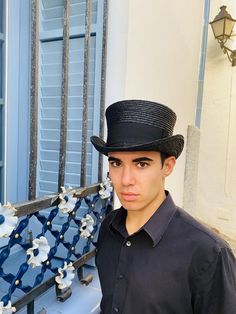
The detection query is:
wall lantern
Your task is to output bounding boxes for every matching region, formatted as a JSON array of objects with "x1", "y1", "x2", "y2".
[{"x1": 210, "y1": 5, "x2": 236, "y2": 66}]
